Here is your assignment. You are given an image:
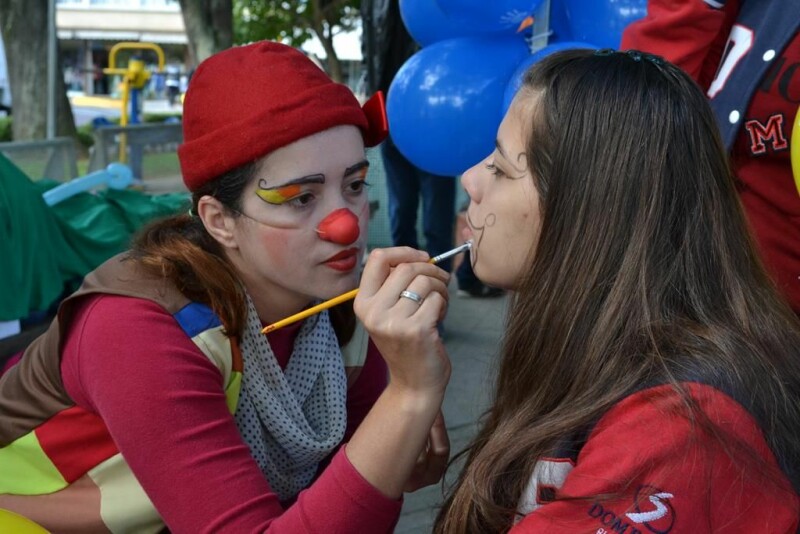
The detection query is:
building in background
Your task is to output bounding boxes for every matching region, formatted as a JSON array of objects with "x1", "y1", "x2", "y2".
[
  {"x1": 1, "y1": 0, "x2": 363, "y2": 103},
  {"x1": 56, "y1": 0, "x2": 188, "y2": 96}
]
